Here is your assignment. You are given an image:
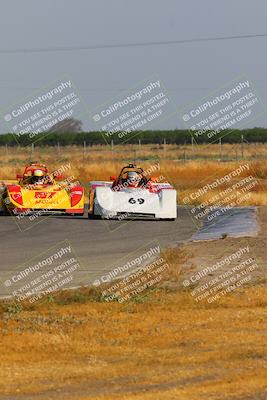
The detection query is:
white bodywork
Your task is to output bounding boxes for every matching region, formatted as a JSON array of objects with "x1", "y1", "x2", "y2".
[{"x1": 90, "y1": 181, "x2": 177, "y2": 220}]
